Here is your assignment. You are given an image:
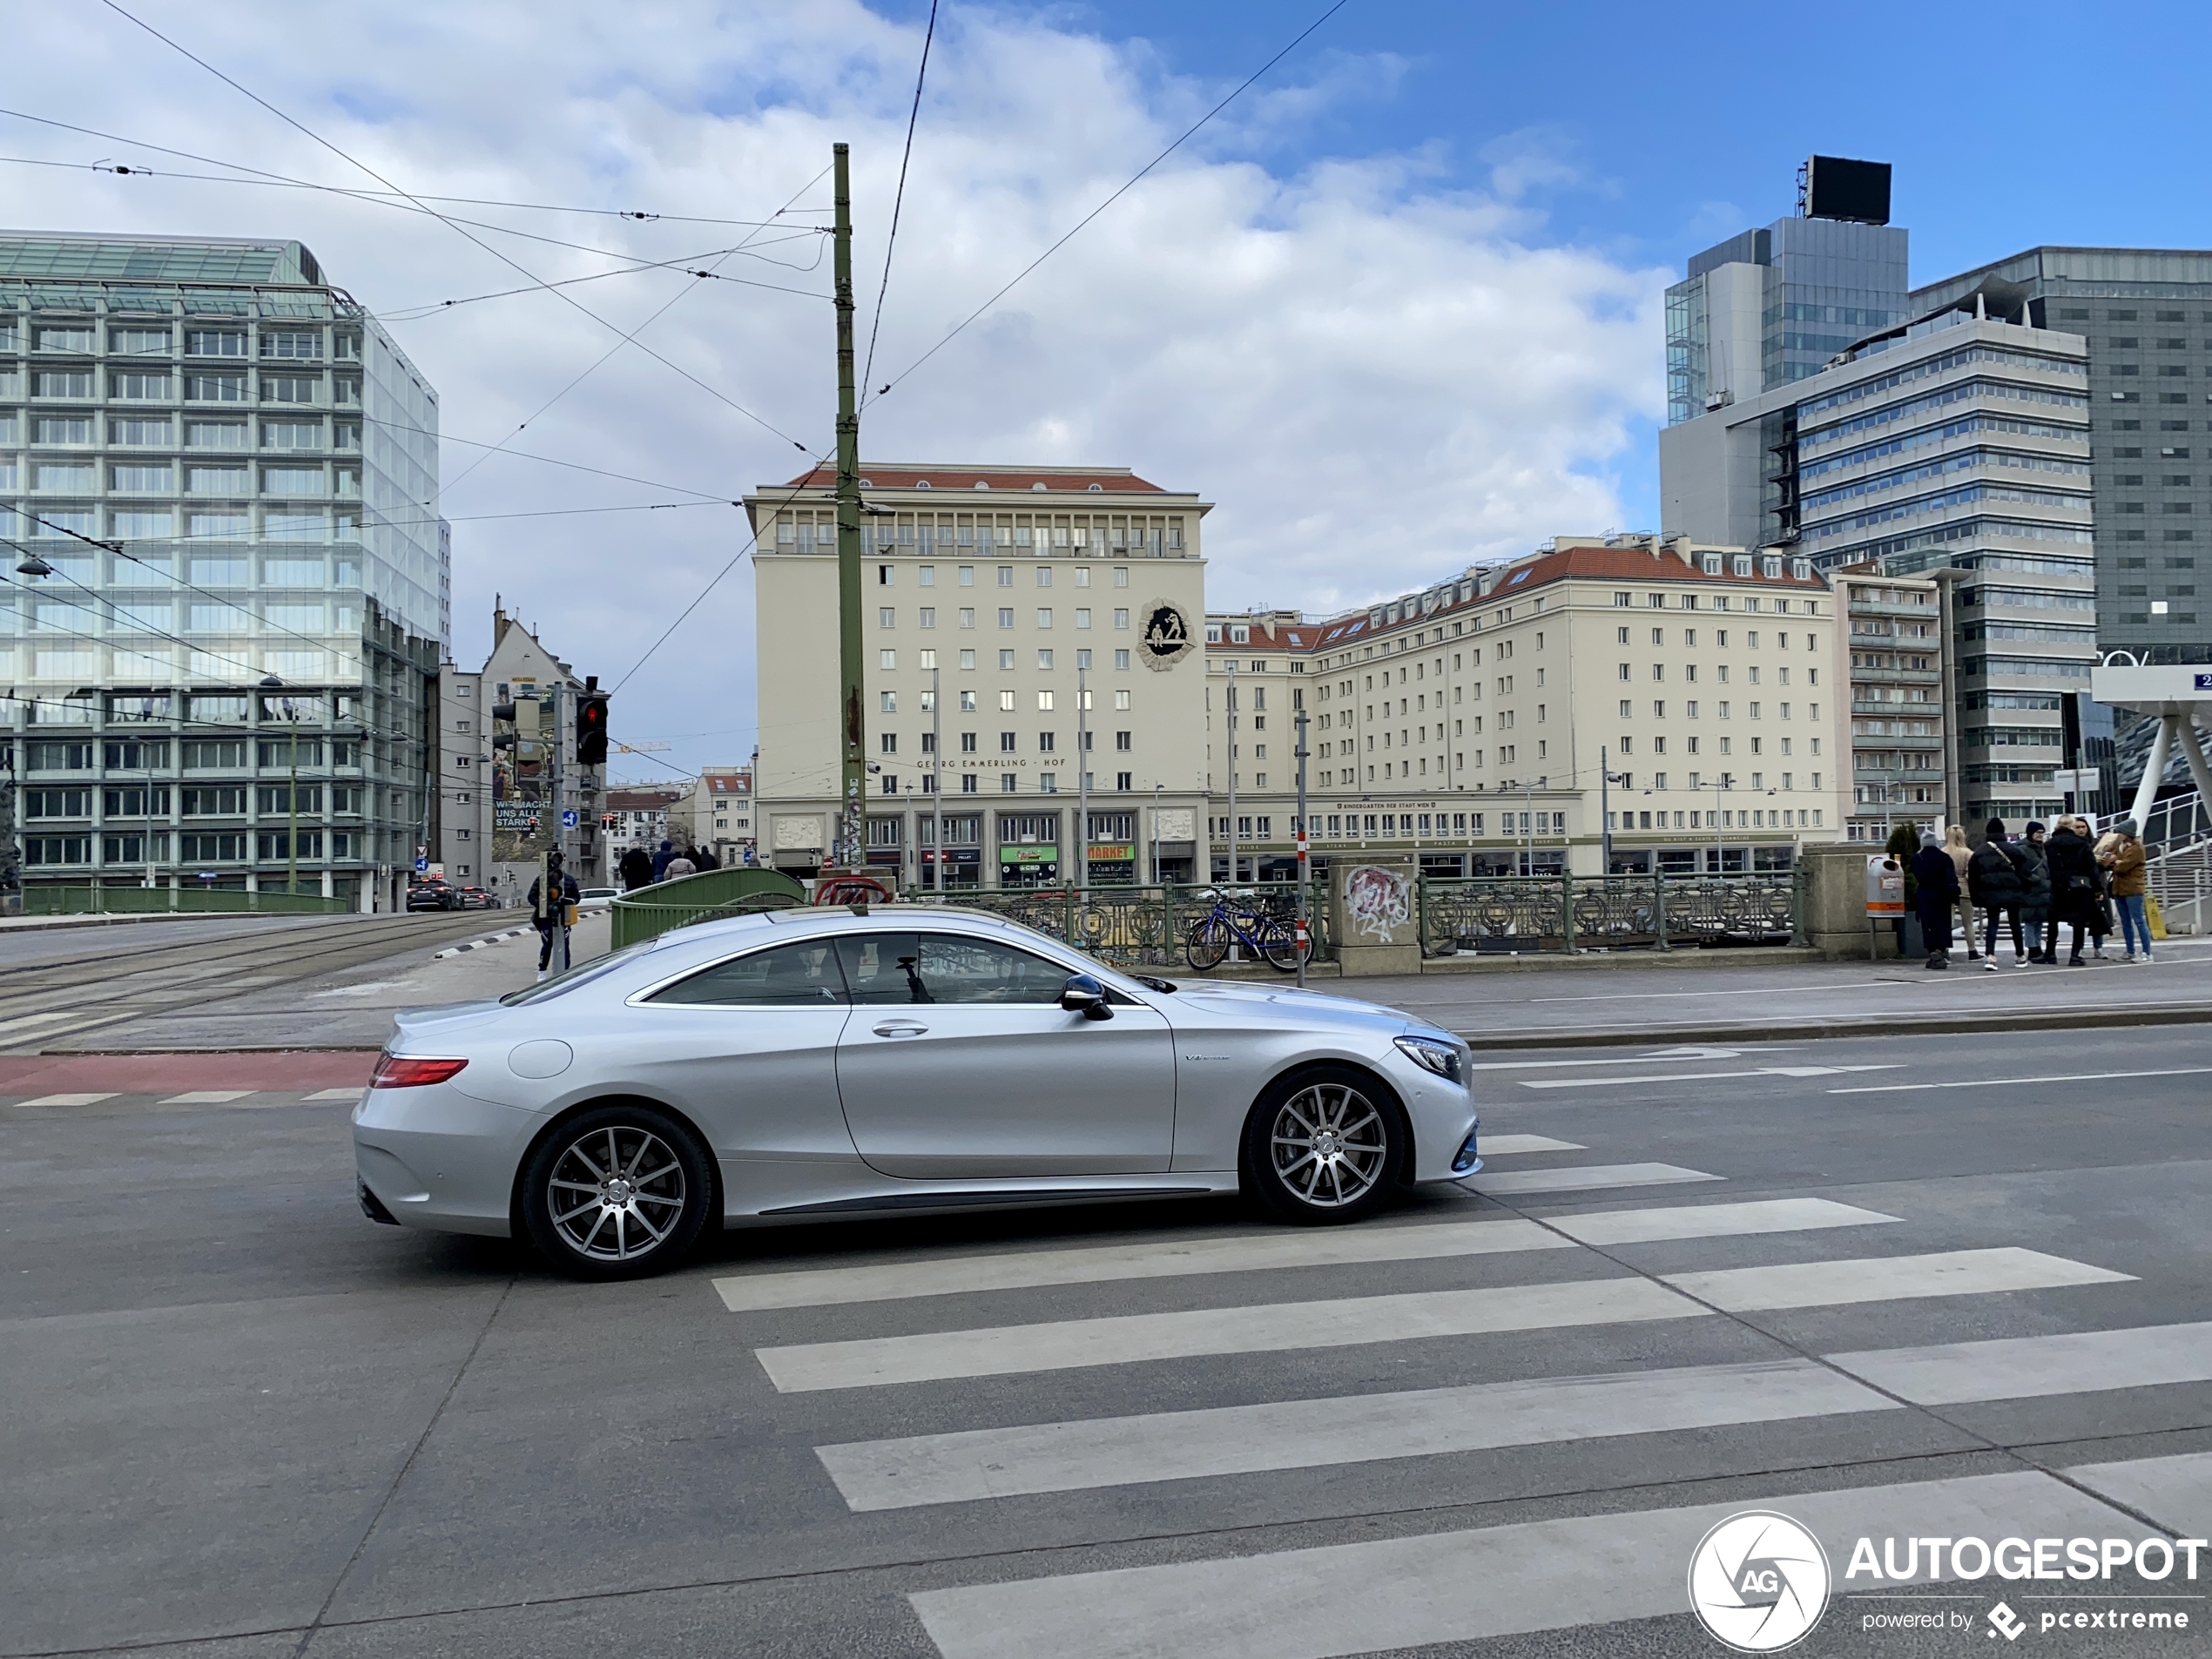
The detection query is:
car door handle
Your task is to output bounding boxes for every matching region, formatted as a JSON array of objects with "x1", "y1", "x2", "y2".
[{"x1": 872, "y1": 1021, "x2": 929, "y2": 1037}]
